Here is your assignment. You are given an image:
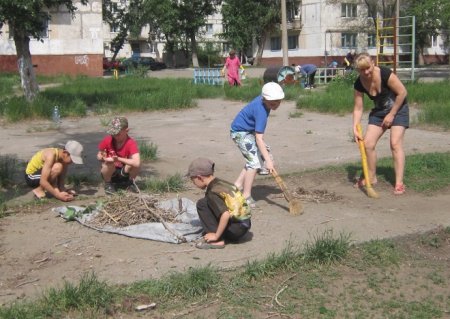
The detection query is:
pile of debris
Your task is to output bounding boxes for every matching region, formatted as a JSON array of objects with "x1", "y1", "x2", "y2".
[{"x1": 88, "y1": 193, "x2": 179, "y2": 228}]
